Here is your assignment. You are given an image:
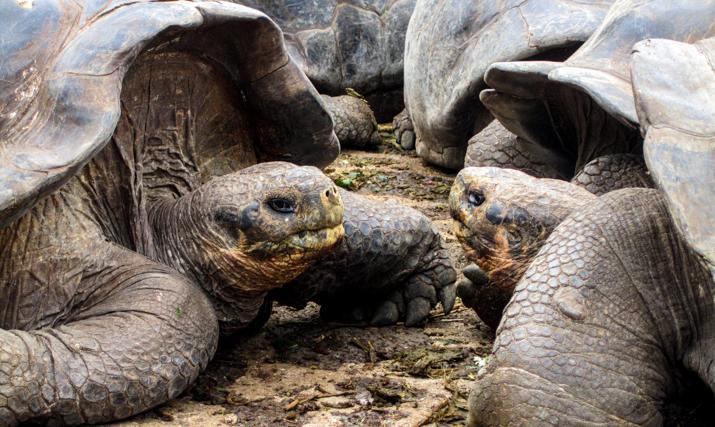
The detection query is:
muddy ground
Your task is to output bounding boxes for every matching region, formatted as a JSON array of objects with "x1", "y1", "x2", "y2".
[{"x1": 110, "y1": 132, "x2": 714, "y2": 427}]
